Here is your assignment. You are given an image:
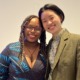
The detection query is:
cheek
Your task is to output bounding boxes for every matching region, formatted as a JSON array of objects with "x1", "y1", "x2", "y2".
[
  {"x1": 24, "y1": 30, "x2": 28, "y2": 37},
  {"x1": 37, "y1": 32, "x2": 41, "y2": 38},
  {"x1": 57, "y1": 21, "x2": 62, "y2": 27},
  {"x1": 42, "y1": 23, "x2": 47, "y2": 30},
  {"x1": 54, "y1": 20, "x2": 61, "y2": 27},
  {"x1": 37, "y1": 32, "x2": 42, "y2": 39}
]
